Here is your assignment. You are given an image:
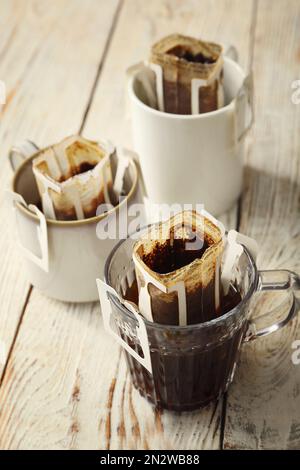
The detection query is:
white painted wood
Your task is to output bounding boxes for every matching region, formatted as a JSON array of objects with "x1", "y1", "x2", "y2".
[
  {"x1": 0, "y1": 0, "x2": 119, "y2": 377},
  {"x1": 224, "y1": 0, "x2": 300, "y2": 450},
  {"x1": 0, "y1": 0, "x2": 260, "y2": 451}
]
